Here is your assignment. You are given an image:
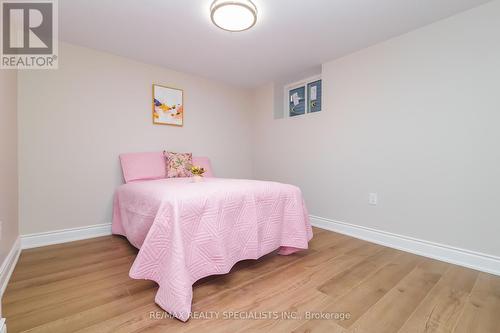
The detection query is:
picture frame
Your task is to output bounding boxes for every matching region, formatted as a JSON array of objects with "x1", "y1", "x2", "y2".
[{"x1": 152, "y1": 84, "x2": 184, "y2": 126}]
